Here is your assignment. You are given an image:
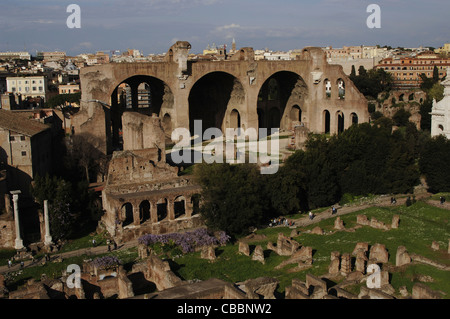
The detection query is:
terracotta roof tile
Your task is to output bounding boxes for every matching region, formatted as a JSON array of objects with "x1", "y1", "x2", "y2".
[{"x1": 0, "y1": 109, "x2": 50, "y2": 136}]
